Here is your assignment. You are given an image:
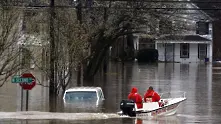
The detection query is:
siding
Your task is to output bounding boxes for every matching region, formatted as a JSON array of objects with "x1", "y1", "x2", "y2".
[{"x1": 157, "y1": 43, "x2": 212, "y2": 63}]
